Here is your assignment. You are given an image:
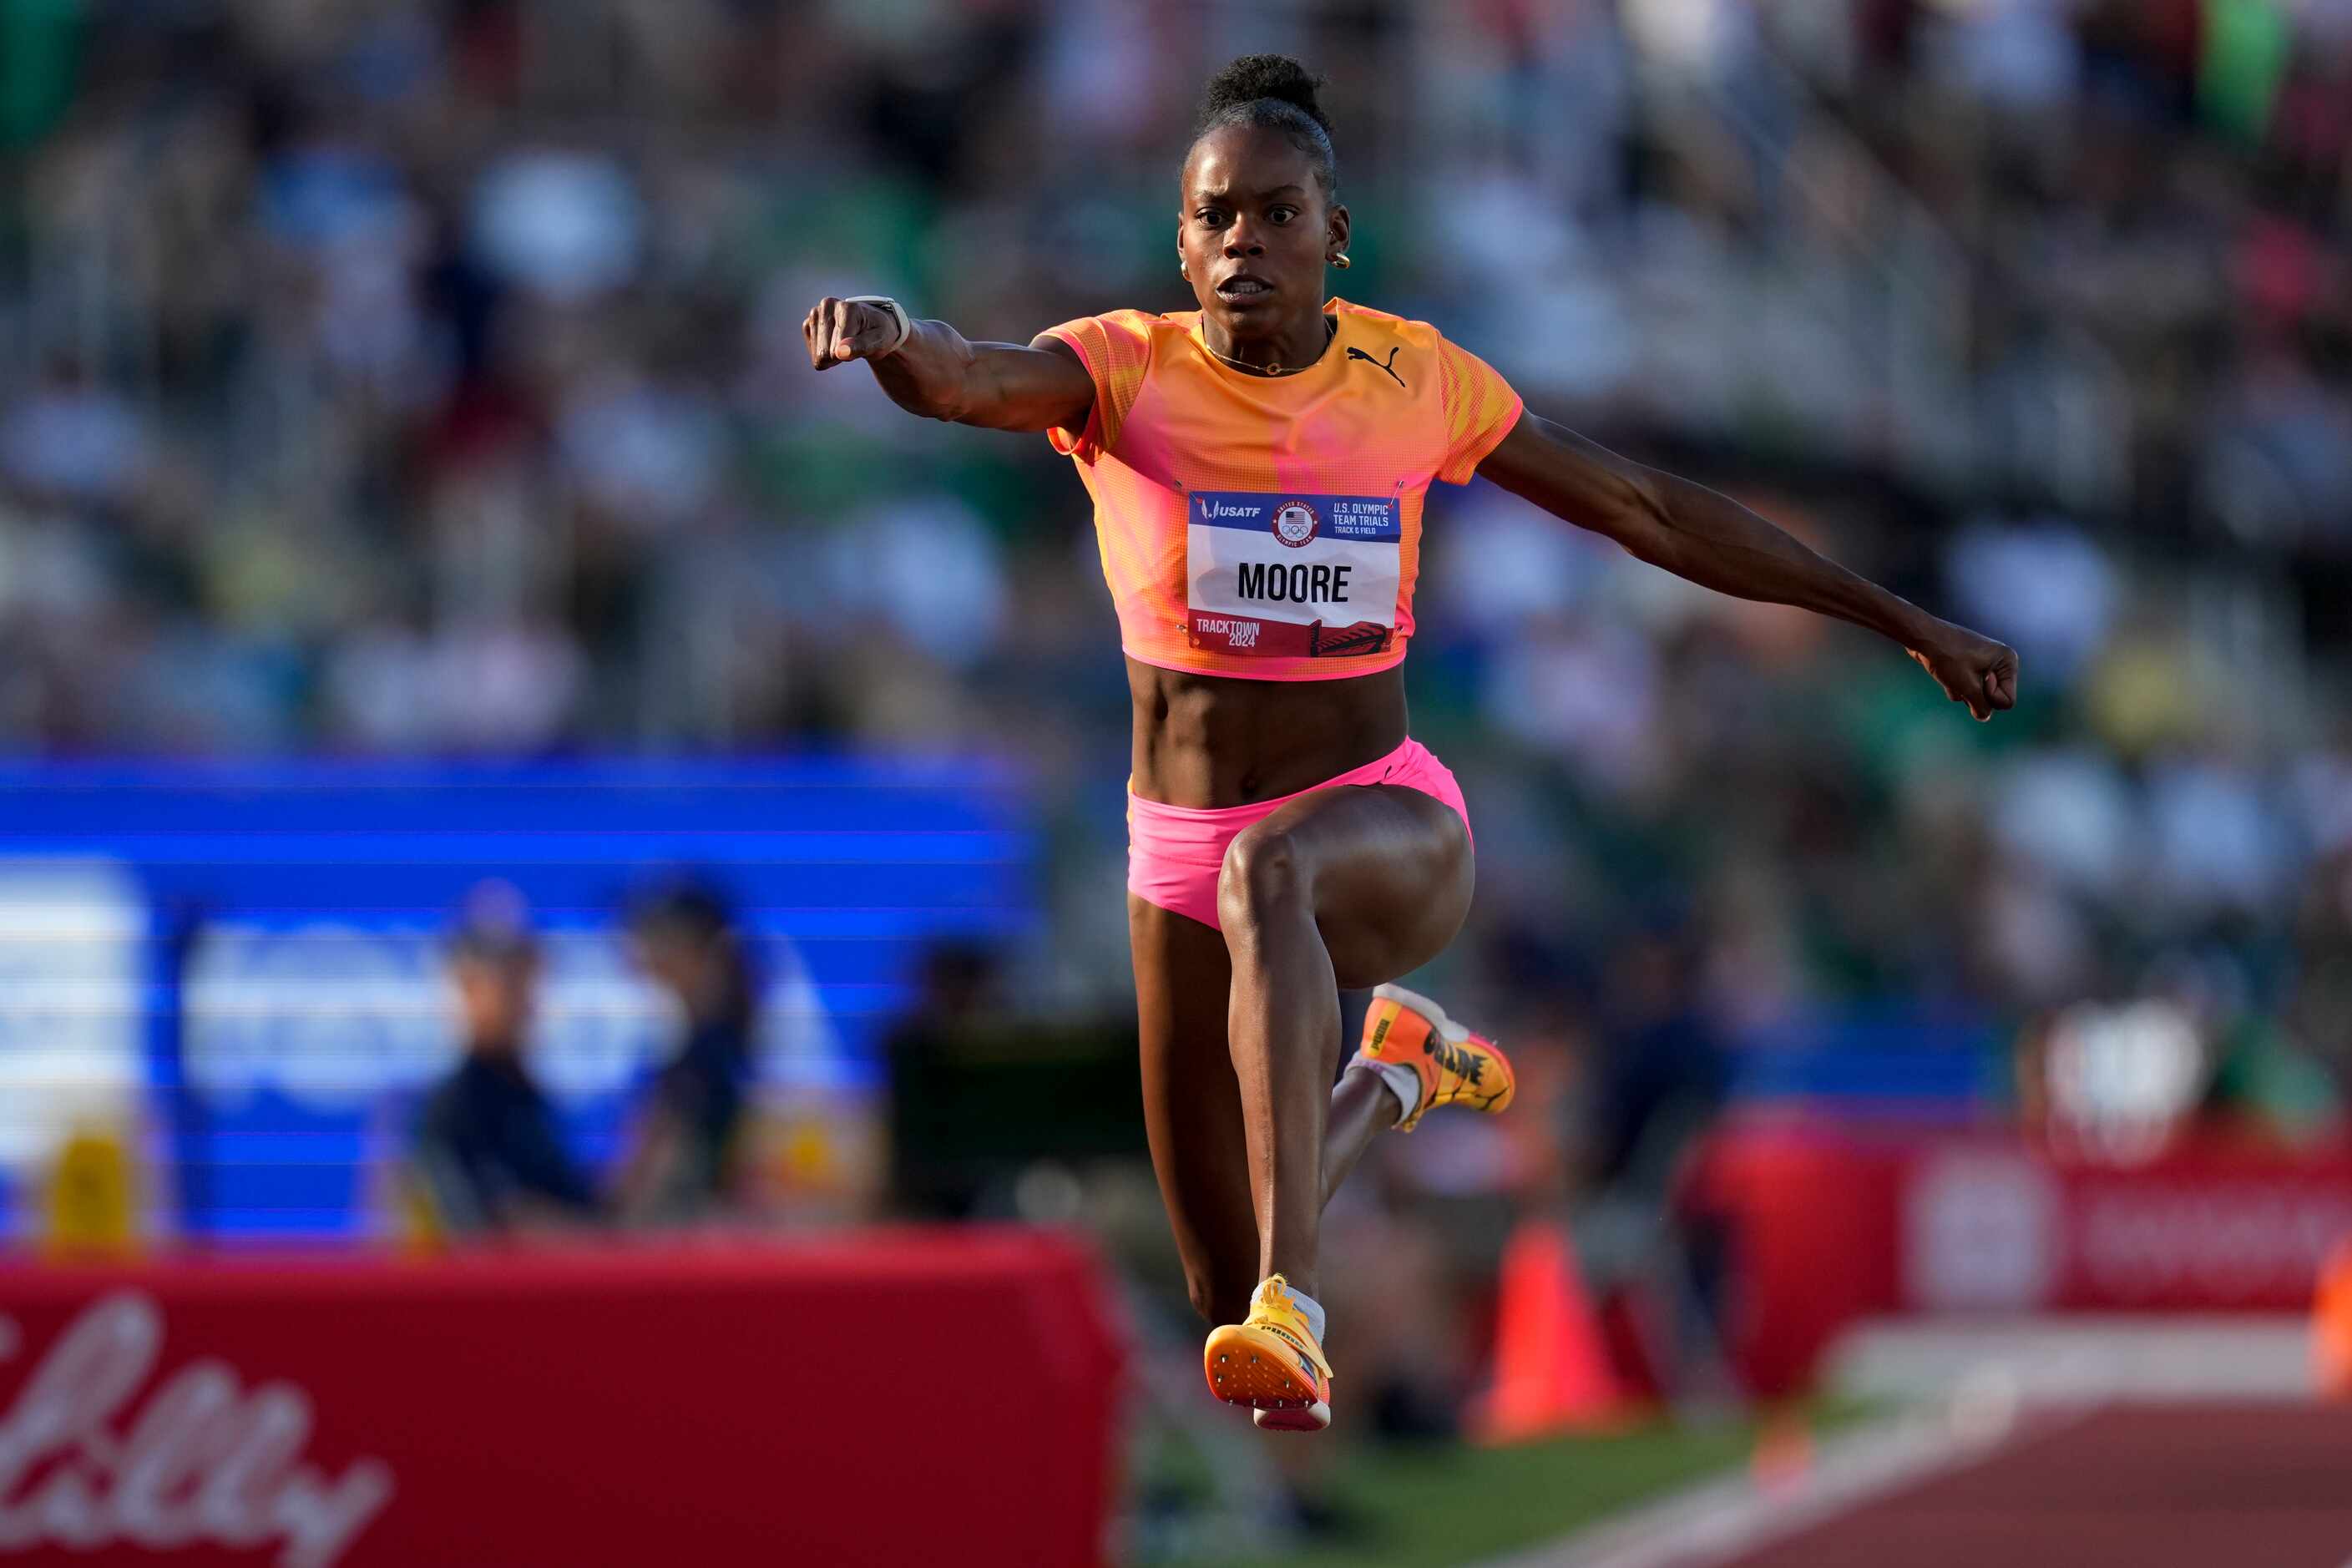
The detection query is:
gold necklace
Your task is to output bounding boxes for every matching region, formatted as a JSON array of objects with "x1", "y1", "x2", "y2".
[{"x1": 1202, "y1": 317, "x2": 1335, "y2": 377}]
